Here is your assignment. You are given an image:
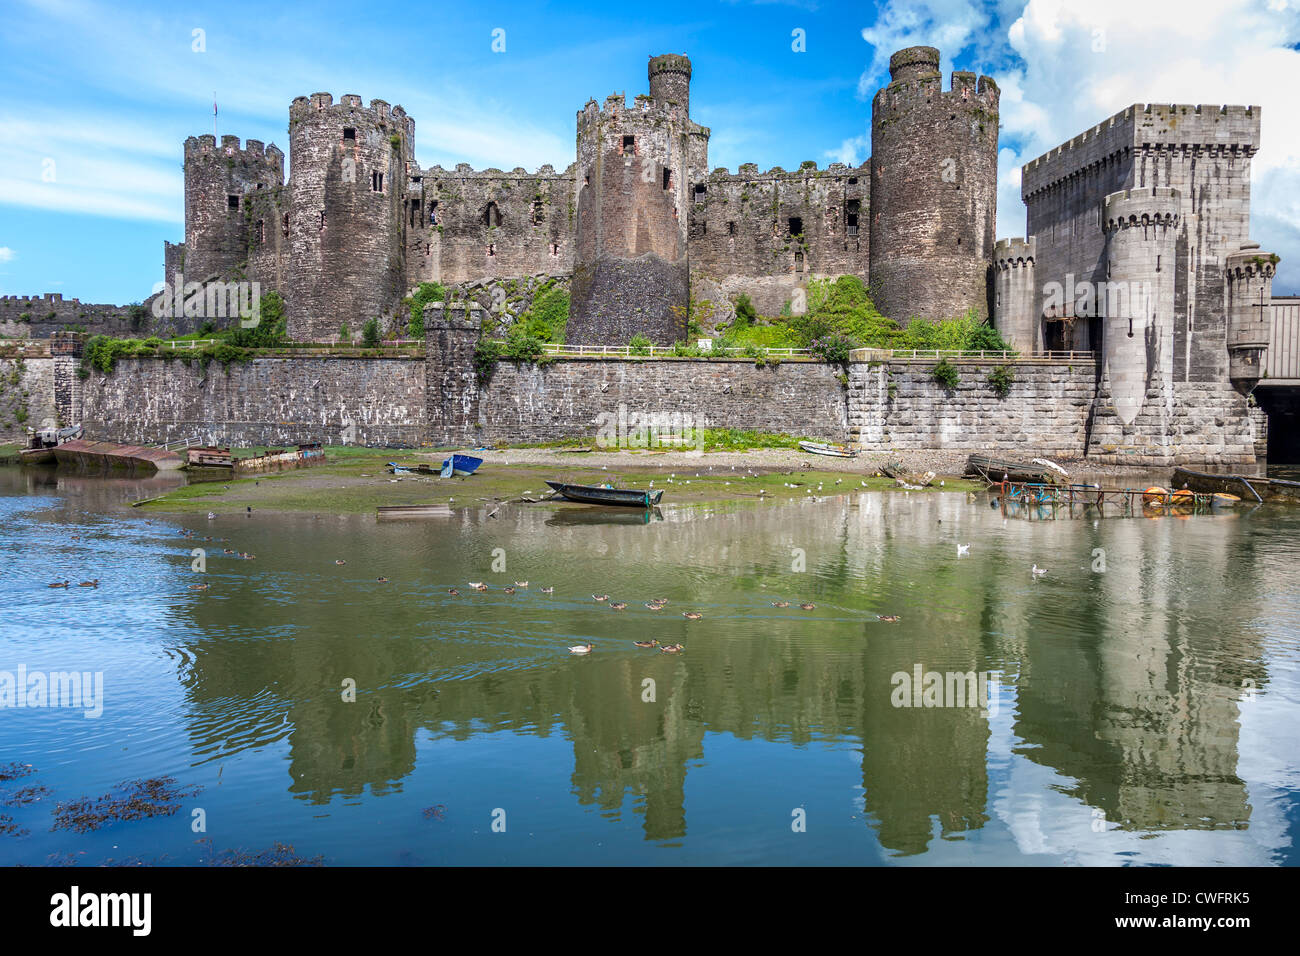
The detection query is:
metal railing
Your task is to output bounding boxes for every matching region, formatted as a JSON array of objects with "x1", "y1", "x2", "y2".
[
  {"x1": 528, "y1": 343, "x2": 814, "y2": 358},
  {"x1": 850, "y1": 348, "x2": 1095, "y2": 362}
]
